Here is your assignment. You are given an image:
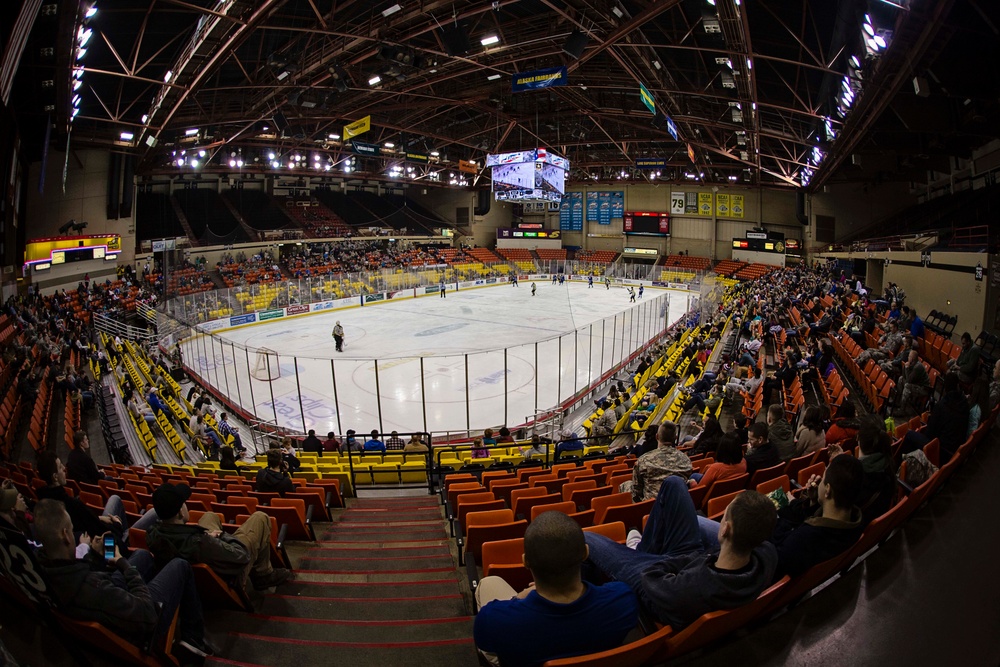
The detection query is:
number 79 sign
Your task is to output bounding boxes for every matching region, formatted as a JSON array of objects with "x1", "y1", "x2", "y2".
[{"x1": 670, "y1": 193, "x2": 685, "y2": 214}]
